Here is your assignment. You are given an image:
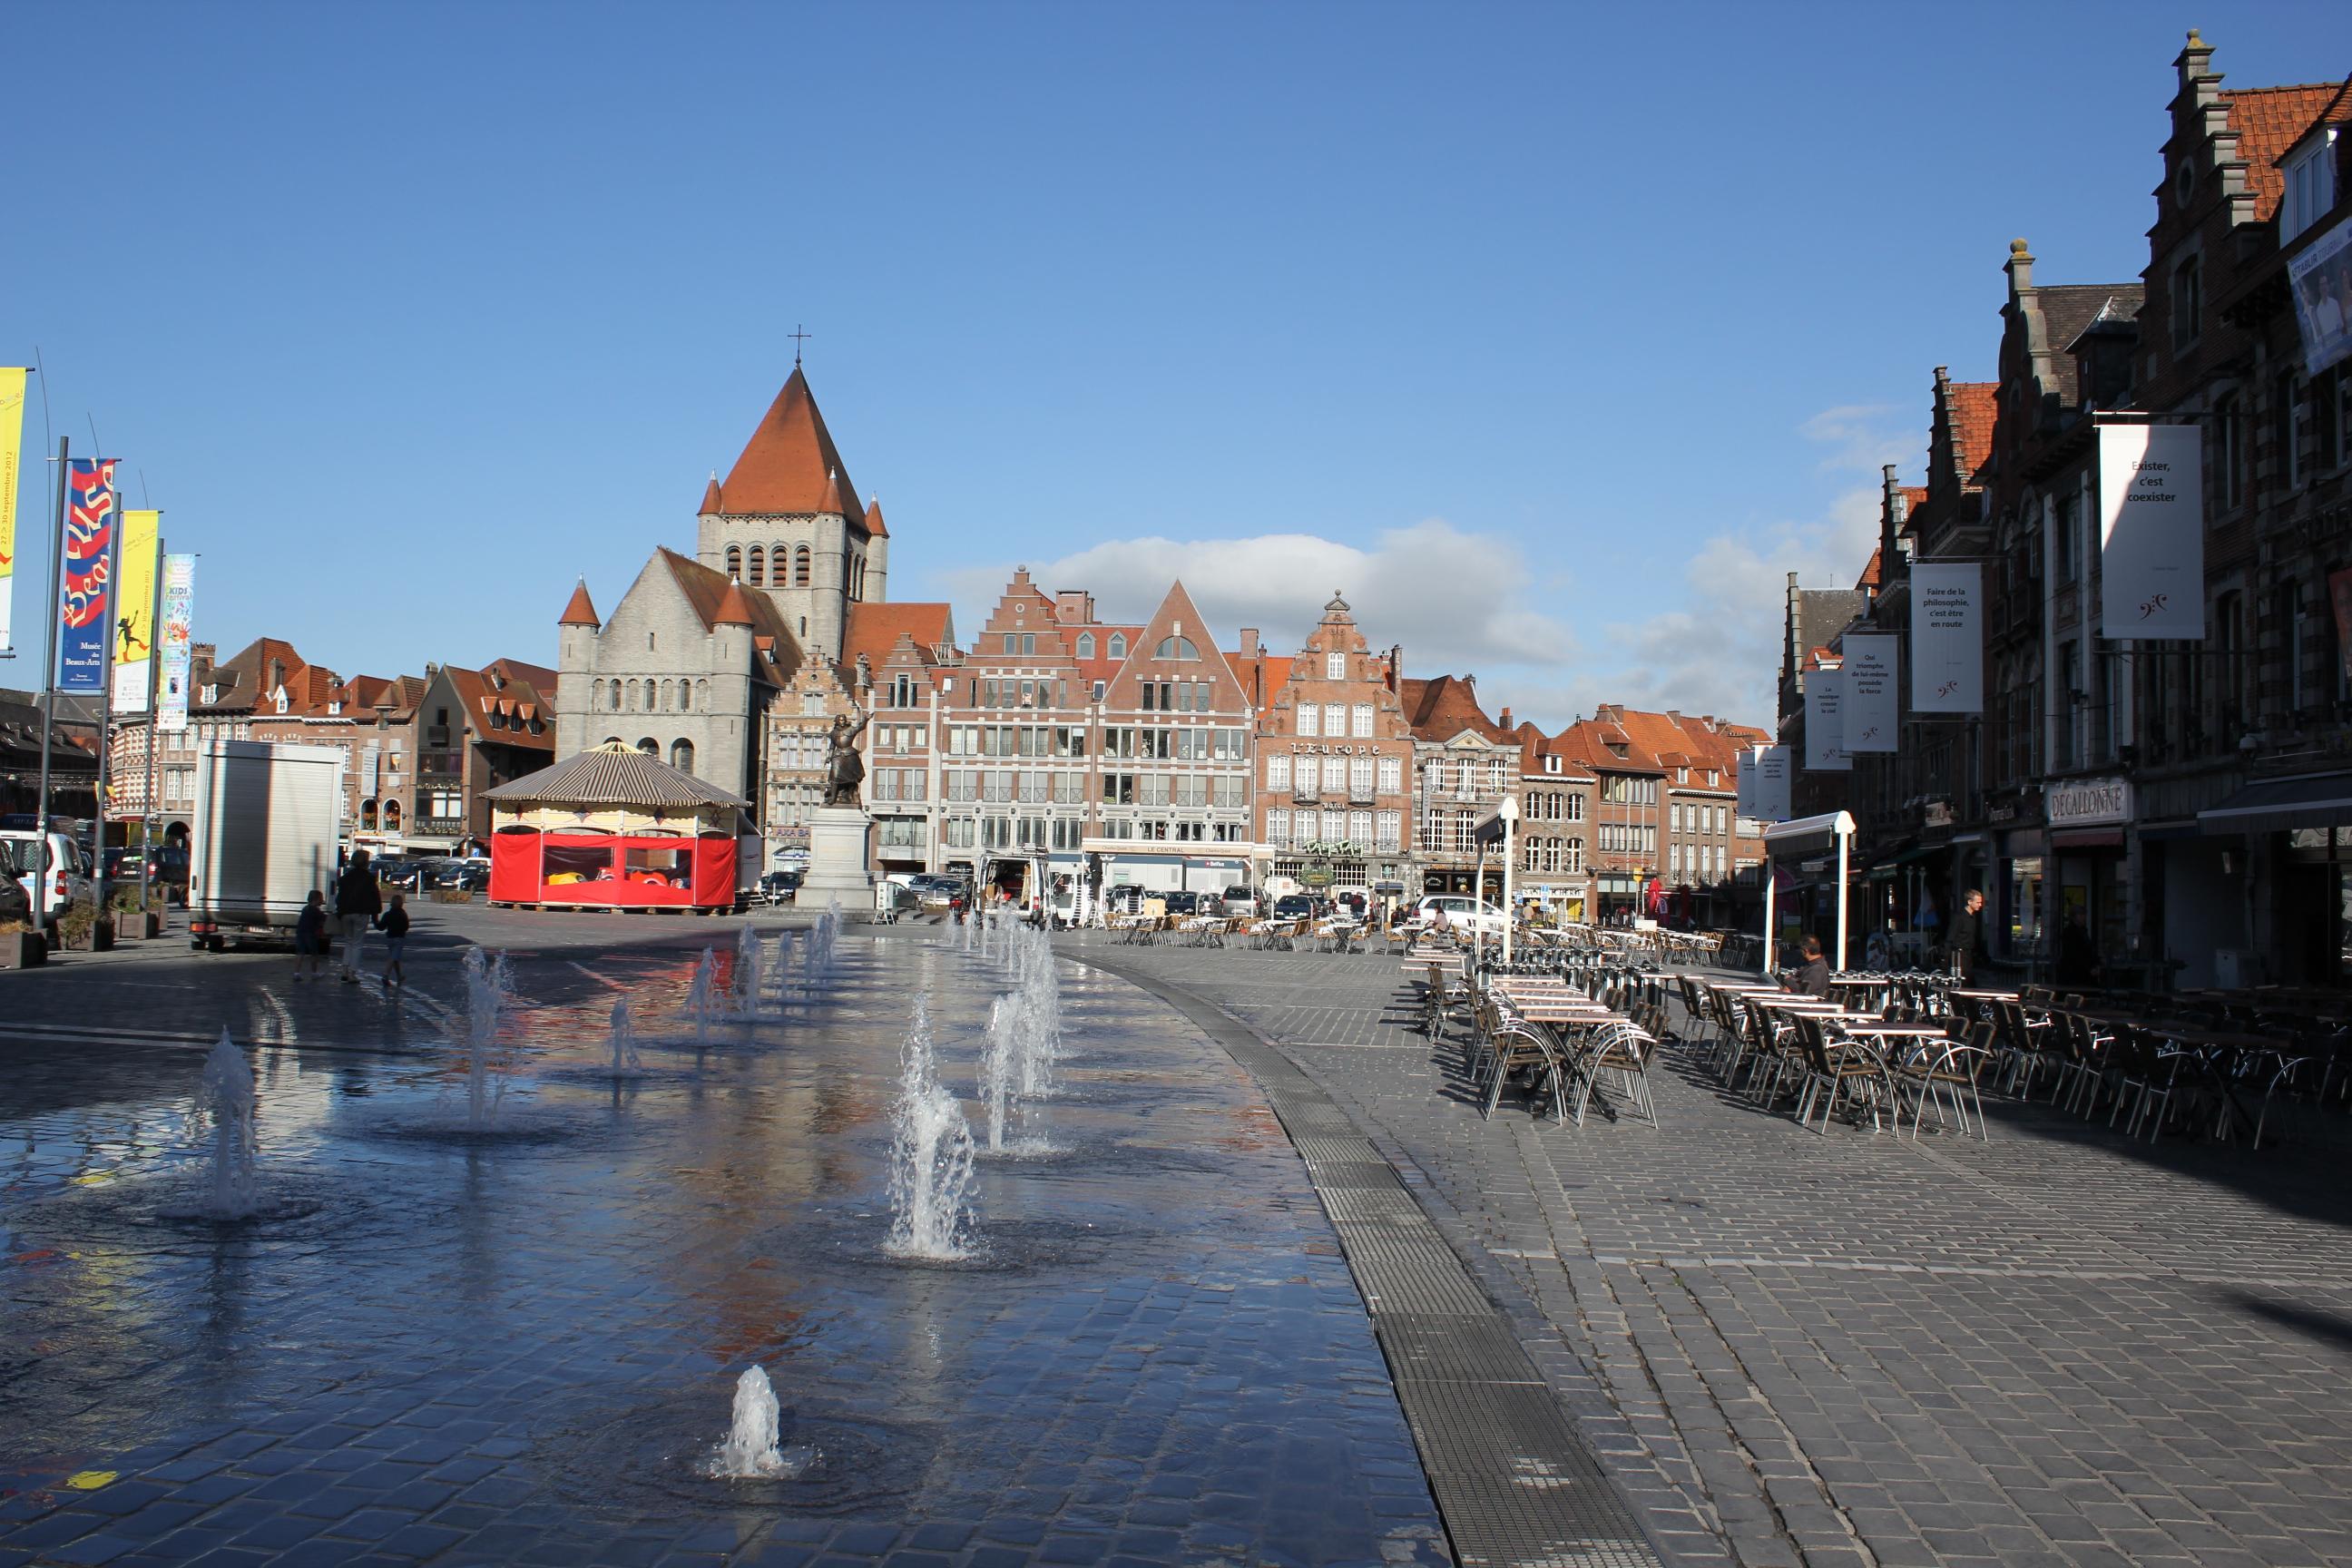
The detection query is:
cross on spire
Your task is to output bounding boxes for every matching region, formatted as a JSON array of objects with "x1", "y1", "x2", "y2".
[{"x1": 788, "y1": 323, "x2": 812, "y2": 368}]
